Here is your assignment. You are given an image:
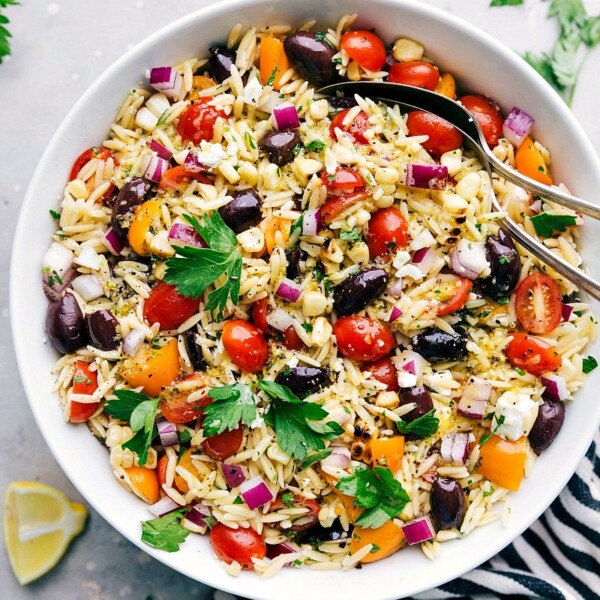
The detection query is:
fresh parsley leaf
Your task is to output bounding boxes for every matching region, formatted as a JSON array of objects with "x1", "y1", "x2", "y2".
[
  {"x1": 165, "y1": 212, "x2": 242, "y2": 318},
  {"x1": 290, "y1": 214, "x2": 303, "y2": 238},
  {"x1": 305, "y1": 140, "x2": 327, "y2": 152},
  {"x1": 49, "y1": 209, "x2": 60, "y2": 220},
  {"x1": 523, "y1": 50, "x2": 564, "y2": 89},
  {"x1": 302, "y1": 322, "x2": 313, "y2": 333},
  {"x1": 340, "y1": 228, "x2": 362, "y2": 243},
  {"x1": 301, "y1": 448, "x2": 332, "y2": 470},
  {"x1": 104, "y1": 389, "x2": 152, "y2": 422},
  {"x1": 581, "y1": 16, "x2": 600, "y2": 46},
  {"x1": 370, "y1": 544, "x2": 381, "y2": 553},
  {"x1": 583, "y1": 355, "x2": 598, "y2": 374},
  {"x1": 281, "y1": 492, "x2": 295, "y2": 506},
  {"x1": 178, "y1": 429, "x2": 193, "y2": 444},
  {"x1": 0, "y1": 0, "x2": 18, "y2": 64},
  {"x1": 203, "y1": 383, "x2": 257, "y2": 436},
  {"x1": 480, "y1": 414, "x2": 506, "y2": 446},
  {"x1": 396, "y1": 409, "x2": 439, "y2": 438},
  {"x1": 550, "y1": 24, "x2": 581, "y2": 87},
  {"x1": 490, "y1": 0, "x2": 523, "y2": 6},
  {"x1": 547, "y1": 0, "x2": 587, "y2": 30},
  {"x1": 530, "y1": 212, "x2": 577, "y2": 237},
  {"x1": 266, "y1": 66, "x2": 278, "y2": 87},
  {"x1": 336, "y1": 467, "x2": 410, "y2": 529},
  {"x1": 141, "y1": 509, "x2": 190, "y2": 552},
  {"x1": 515, "y1": 367, "x2": 526, "y2": 376},
  {"x1": 314, "y1": 31, "x2": 336, "y2": 50},
  {"x1": 259, "y1": 380, "x2": 343, "y2": 460}
]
